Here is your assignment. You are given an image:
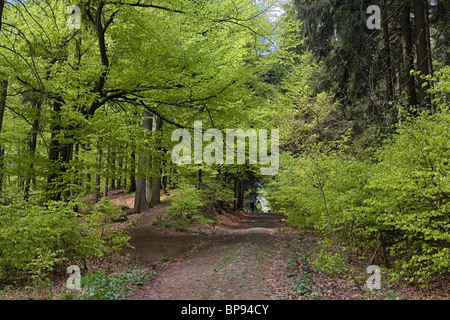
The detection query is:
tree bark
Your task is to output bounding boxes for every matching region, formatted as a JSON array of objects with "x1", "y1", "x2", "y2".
[
  {"x1": 134, "y1": 112, "x2": 150, "y2": 213},
  {"x1": 144, "y1": 112, "x2": 153, "y2": 204},
  {"x1": 134, "y1": 155, "x2": 148, "y2": 213},
  {"x1": 401, "y1": 0, "x2": 417, "y2": 111},
  {"x1": 148, "y1": 114, "x2": 162, "y2": 206},
  {"x1": 424, "y1": 0, "x2": 435, "y2": 114},
  {"x1": 414, "y1": 0, "x2": 432, "y2": 108},
  {"x1": 0, "y1": 80, "x2": 7, "y2": 193},
  {"x1": 382, "y1": 2, "x2": 394, "y2": 107},
  {"x1": 103, "y1": 146, "x2": 109, "y2": 198},
  {"x1": 94, "y1": 137, "x2": 103, "y2": 203},
  {"x1": 233, "y1": 177, "x2": 244, "y2": 210},
  {"x1": 129, "y1": 151, "x2": 136, "y2": 193},
  {"x1": 196, "y1": 167, "x2": 202, "y2": 189},
  {"x1": 0, "y1": 0, "x2": 5, "y2": 31},
  {"x1": 47, "y1": 100, "x2": 63, "y2": 201},
  {"x1": 24, "y1": 98, "x2": 42, "y2": 200},
  {"x1": 110, "y1": 151, "x2": 116, "y2": 190}
]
